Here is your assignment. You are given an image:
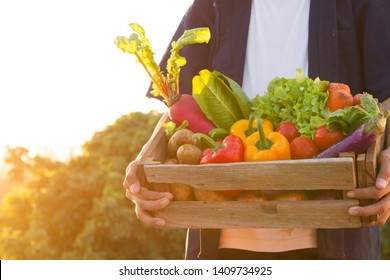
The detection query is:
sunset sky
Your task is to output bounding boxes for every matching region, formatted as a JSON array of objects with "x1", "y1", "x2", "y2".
[{"x1": 0, "y1": 0, "x2": 193, "y2": 161}]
